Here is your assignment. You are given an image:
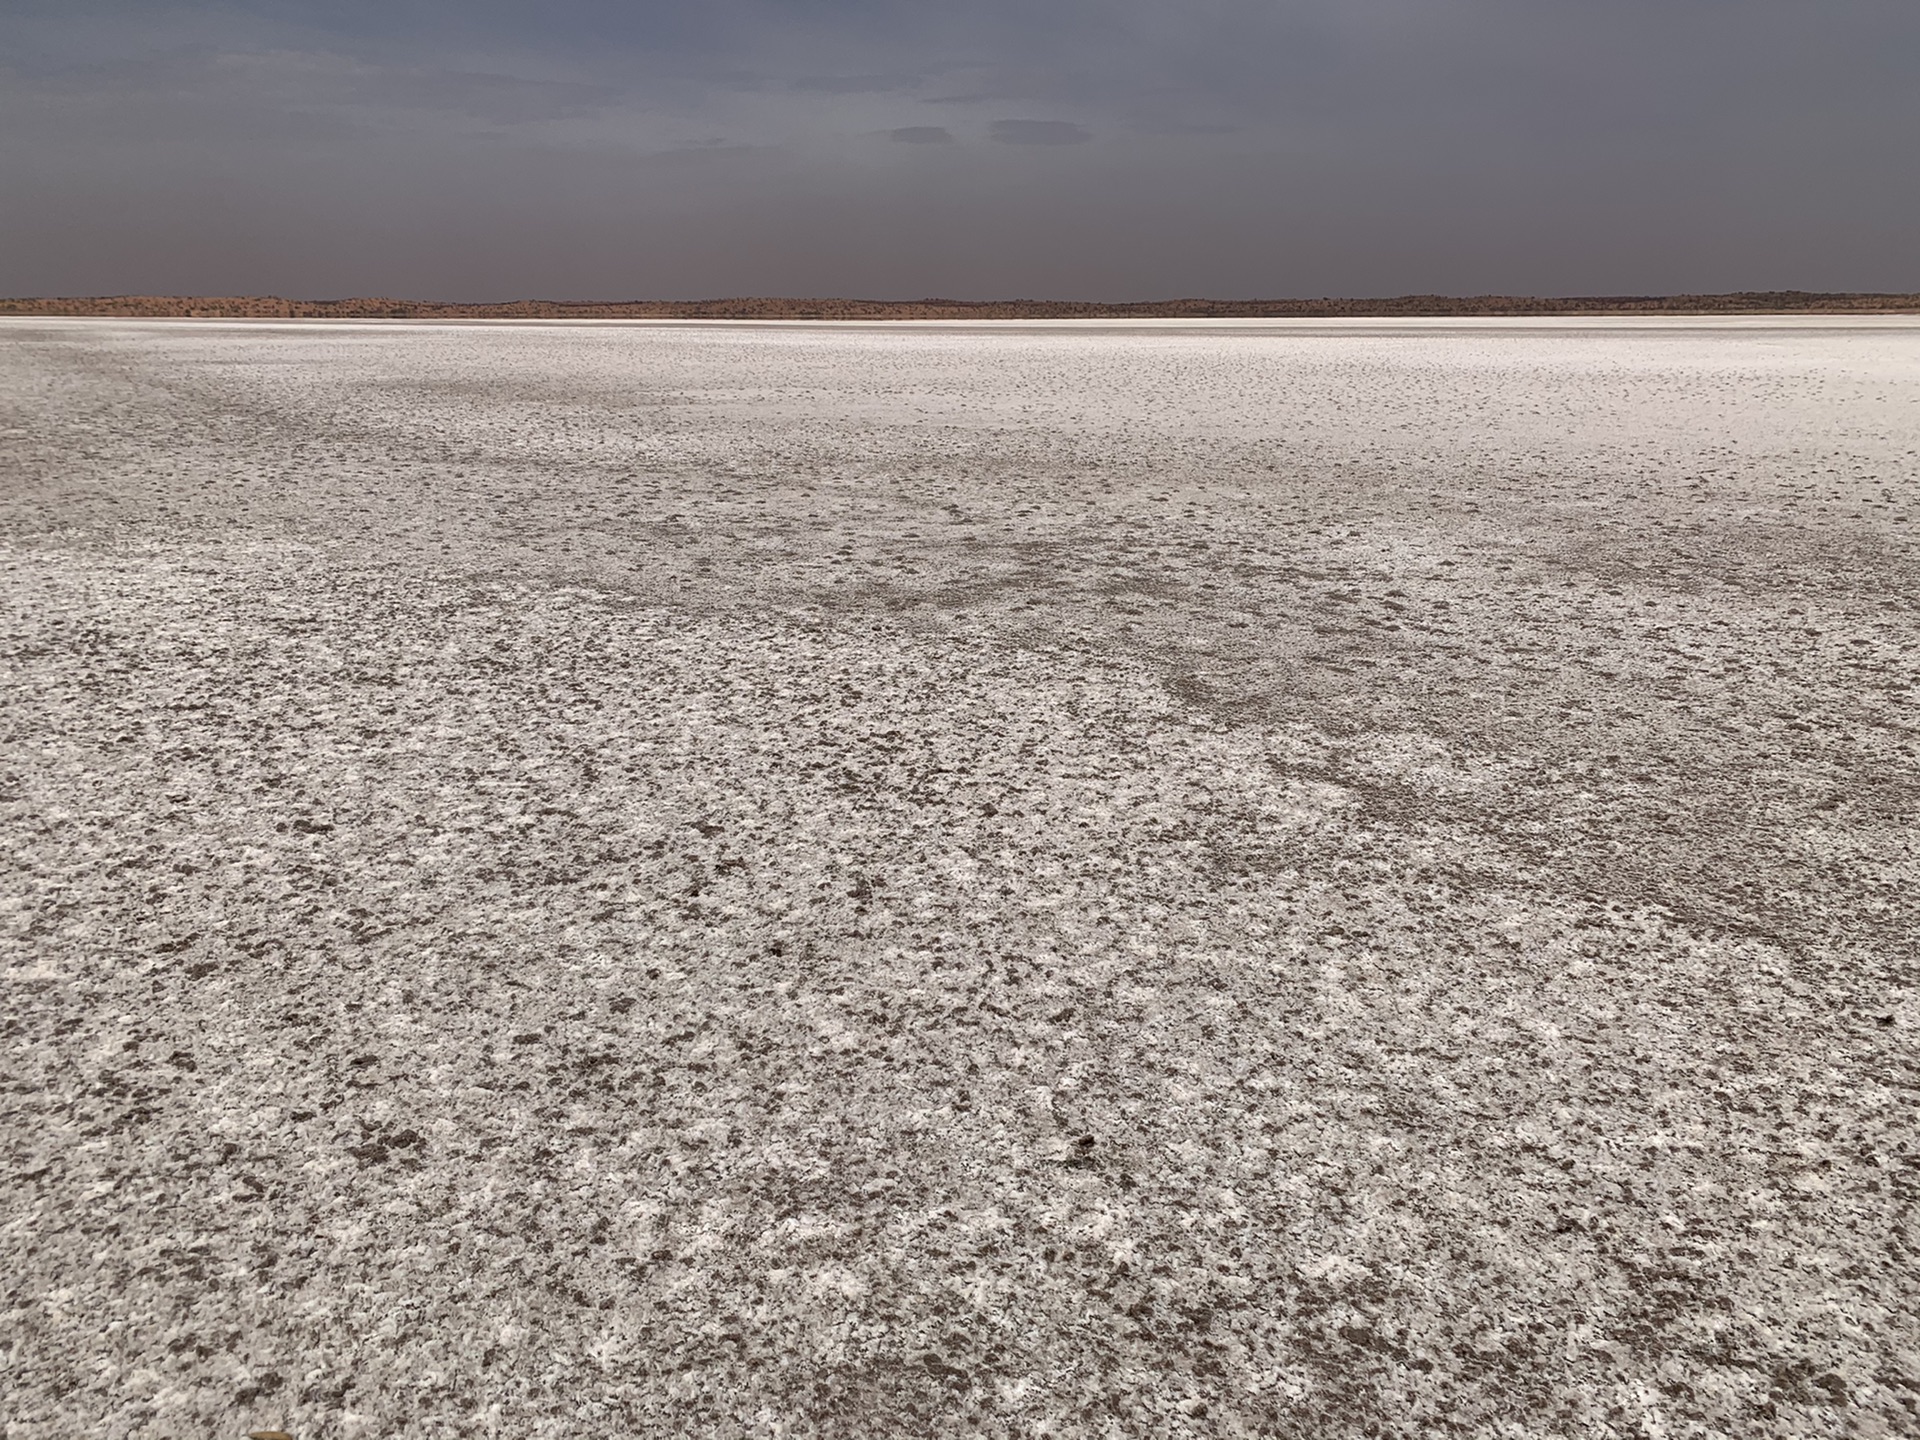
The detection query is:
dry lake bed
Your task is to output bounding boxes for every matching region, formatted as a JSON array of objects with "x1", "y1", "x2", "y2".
[{"x1": 2, "y1": 316, "x2": 1917, "y2": 1438}]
